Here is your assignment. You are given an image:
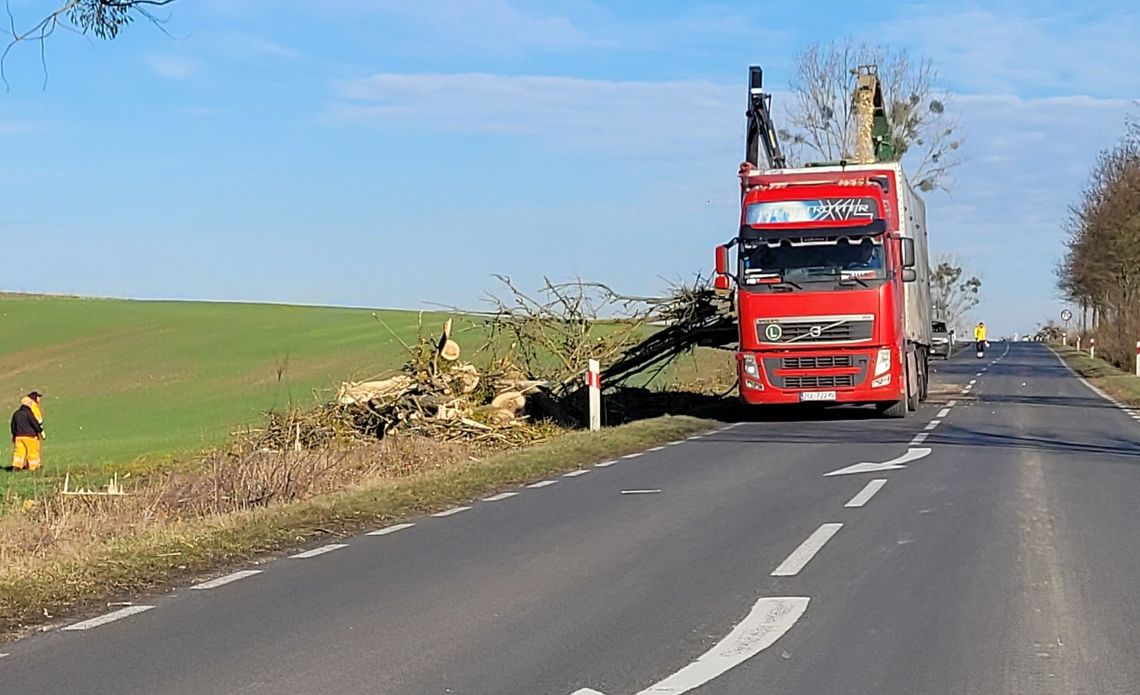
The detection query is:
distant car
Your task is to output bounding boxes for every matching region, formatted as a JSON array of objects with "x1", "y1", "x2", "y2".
[{"x1": 931, "y1": 321, "x2": 954, "y2": 359}]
